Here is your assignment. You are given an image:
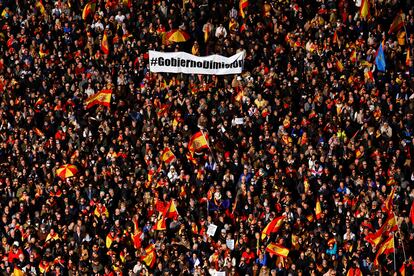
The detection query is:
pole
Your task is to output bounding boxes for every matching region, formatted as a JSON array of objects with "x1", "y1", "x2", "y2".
[
  {"x1": 392, "y1": 210, "x2": 407, "y2": 262},
  {"x1": 393, "y1": 232, "x2": 397, "y2": 271}
]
